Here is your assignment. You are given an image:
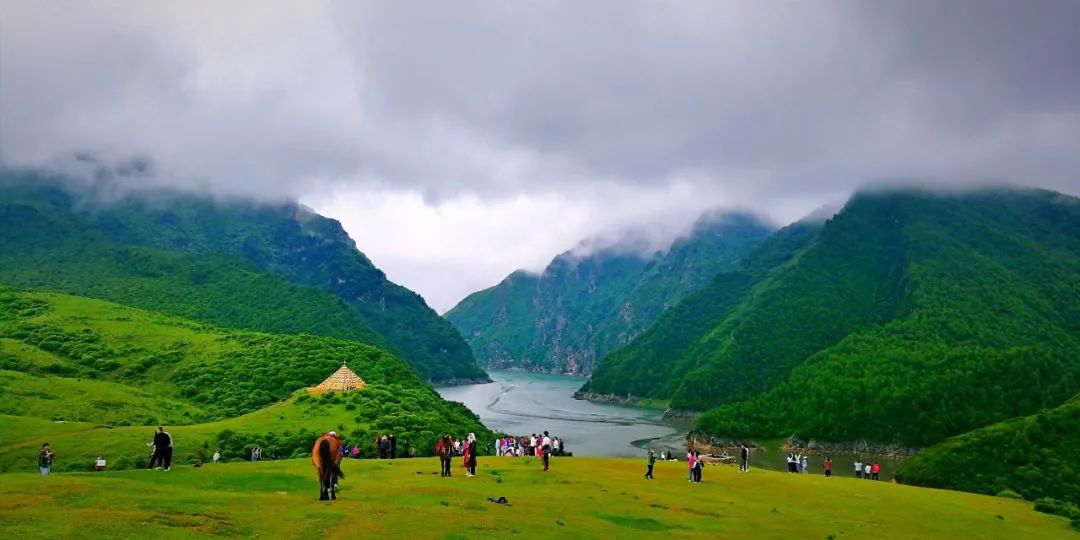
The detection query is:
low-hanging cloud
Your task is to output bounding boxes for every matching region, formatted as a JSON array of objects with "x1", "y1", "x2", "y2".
[{"x1": 2, "y1": 0, "x2": 1079, "y2": 310}]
